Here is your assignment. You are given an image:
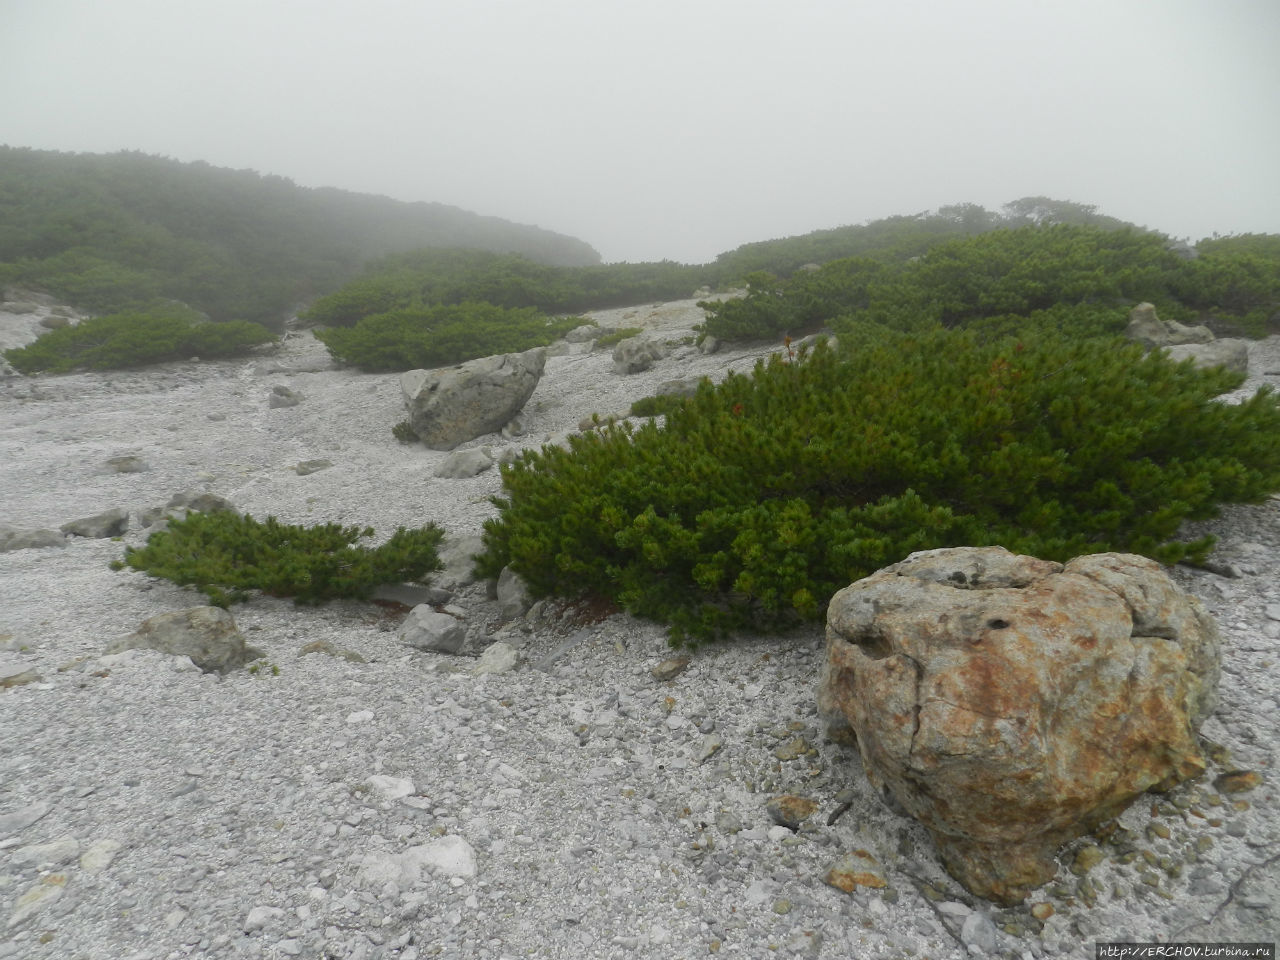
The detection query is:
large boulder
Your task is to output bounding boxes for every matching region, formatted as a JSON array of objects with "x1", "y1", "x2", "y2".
[
  {"x1": 1125, "y1": 302, "x2": 1213, "y2": 348},
  {"x1": 818, "y1": 546, "x2": 1220, "y2": 905},
  {"x1": 1163, "y1": 338, "x2": 1250, "y2": 375},
  {"x1": 401, "y1": 348, "x2": 546, "y2": 451},
  {"x1": 612, "y1": 336, "x2": 670, "y2": 375},
  {"x1": 103, "y1": 606, "x2": 263, "y2": 674}
]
